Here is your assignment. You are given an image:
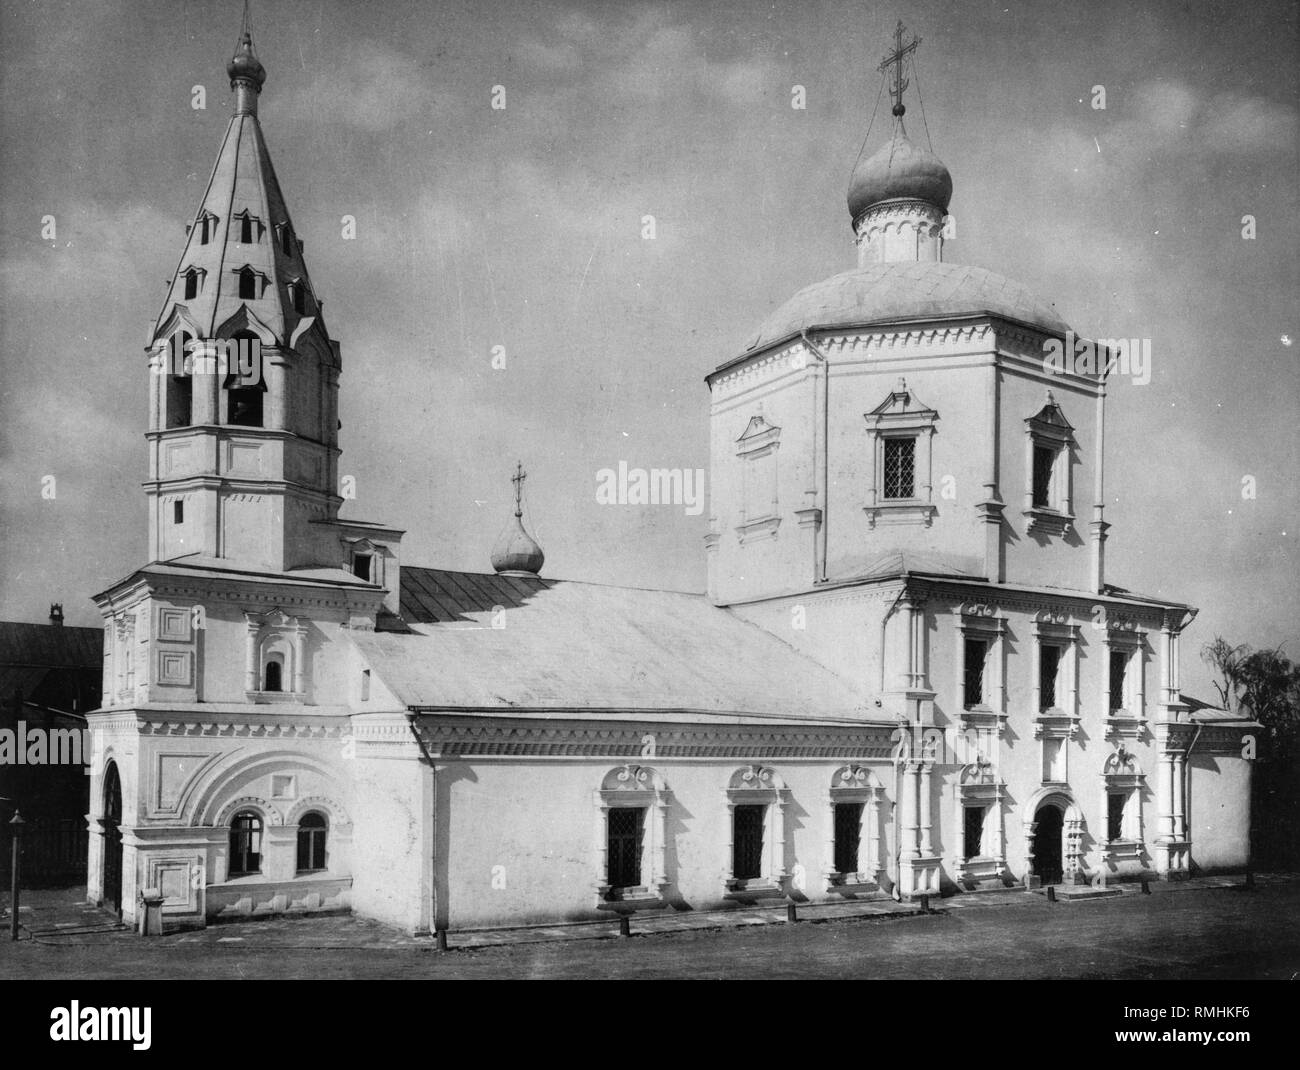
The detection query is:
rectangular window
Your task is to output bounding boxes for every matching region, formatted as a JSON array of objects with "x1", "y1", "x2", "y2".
[
  {"x1": 184, "y1": 271, "x2": 199, "y2": 300},
  {"x1": 172, "y1": 500, "x2": 184, "y2": 525},
  {"x1": 833, "y1": 803, "x2": 862, "y2": 875},
  {"x1": 964, "y1": 638, "x2": 988, "y2": 707},
  {"x1": 1109, "y1": 650, "x2": 1128, "y2": 712},
  {"x1": 607, "y1": 807, "x2": 645, "y2": 889},
  {"x1": 360, "y1": 669, "x2": 370, "y2": 702},
  {"x1": 353, "y1": 553, "x2": 372, "y2": 582},
  {"x1": 240, "y1": 215, "x2": 253, "y2": 244},
  {"x1": 1032, "y1": 445, "x2": 1055, "y2": 508},
  {"x1": 732, "y1": 804, "x2": 765, "y2": 881},
  {"x1": 883, "y1": 437, "x2": 915, "y2": 499},
  {"x1": 1039, "y1": 644, "x2": 1062, "y2": 710},
  {"x1": 238, "y1": 270, "x2": 257, "y2": 300},
  {"x1": 963, "y1": 806, "x2": 986, "y2": 860},
  {"x1": 1108, "y1": 793, "x2": 1126, "y2": 842},
  {"x1": 166, "y1": 374, "x2": 192, "y2": 428}
]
